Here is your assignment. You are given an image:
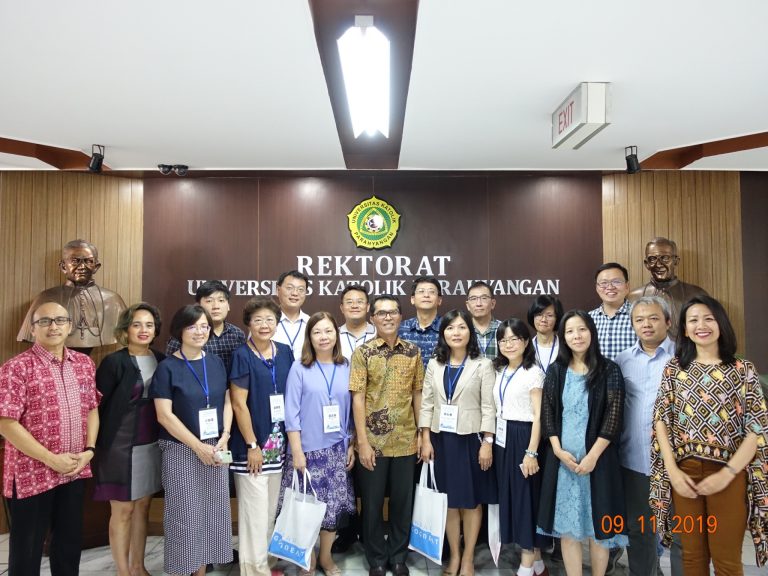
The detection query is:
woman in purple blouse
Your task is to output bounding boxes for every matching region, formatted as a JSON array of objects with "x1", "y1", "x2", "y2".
[{"x1": 280, "y1": 311, "x2": 356, "y2": 576}]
